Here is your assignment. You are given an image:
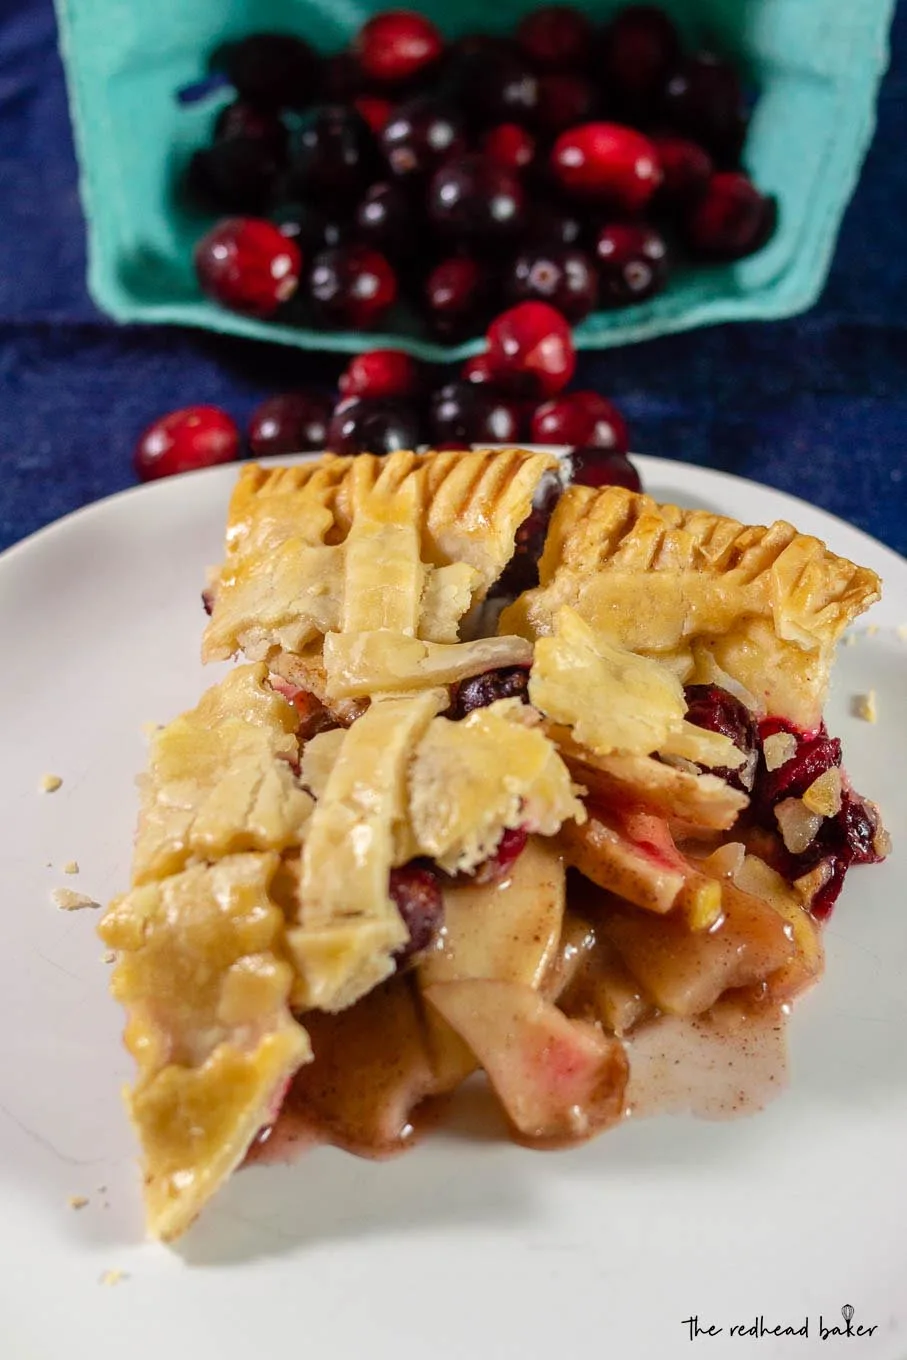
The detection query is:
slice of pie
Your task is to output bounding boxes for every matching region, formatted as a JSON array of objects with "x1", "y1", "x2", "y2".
[{"x1": 101, "y1": 448, "x2": 889, "y2": 1241}]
